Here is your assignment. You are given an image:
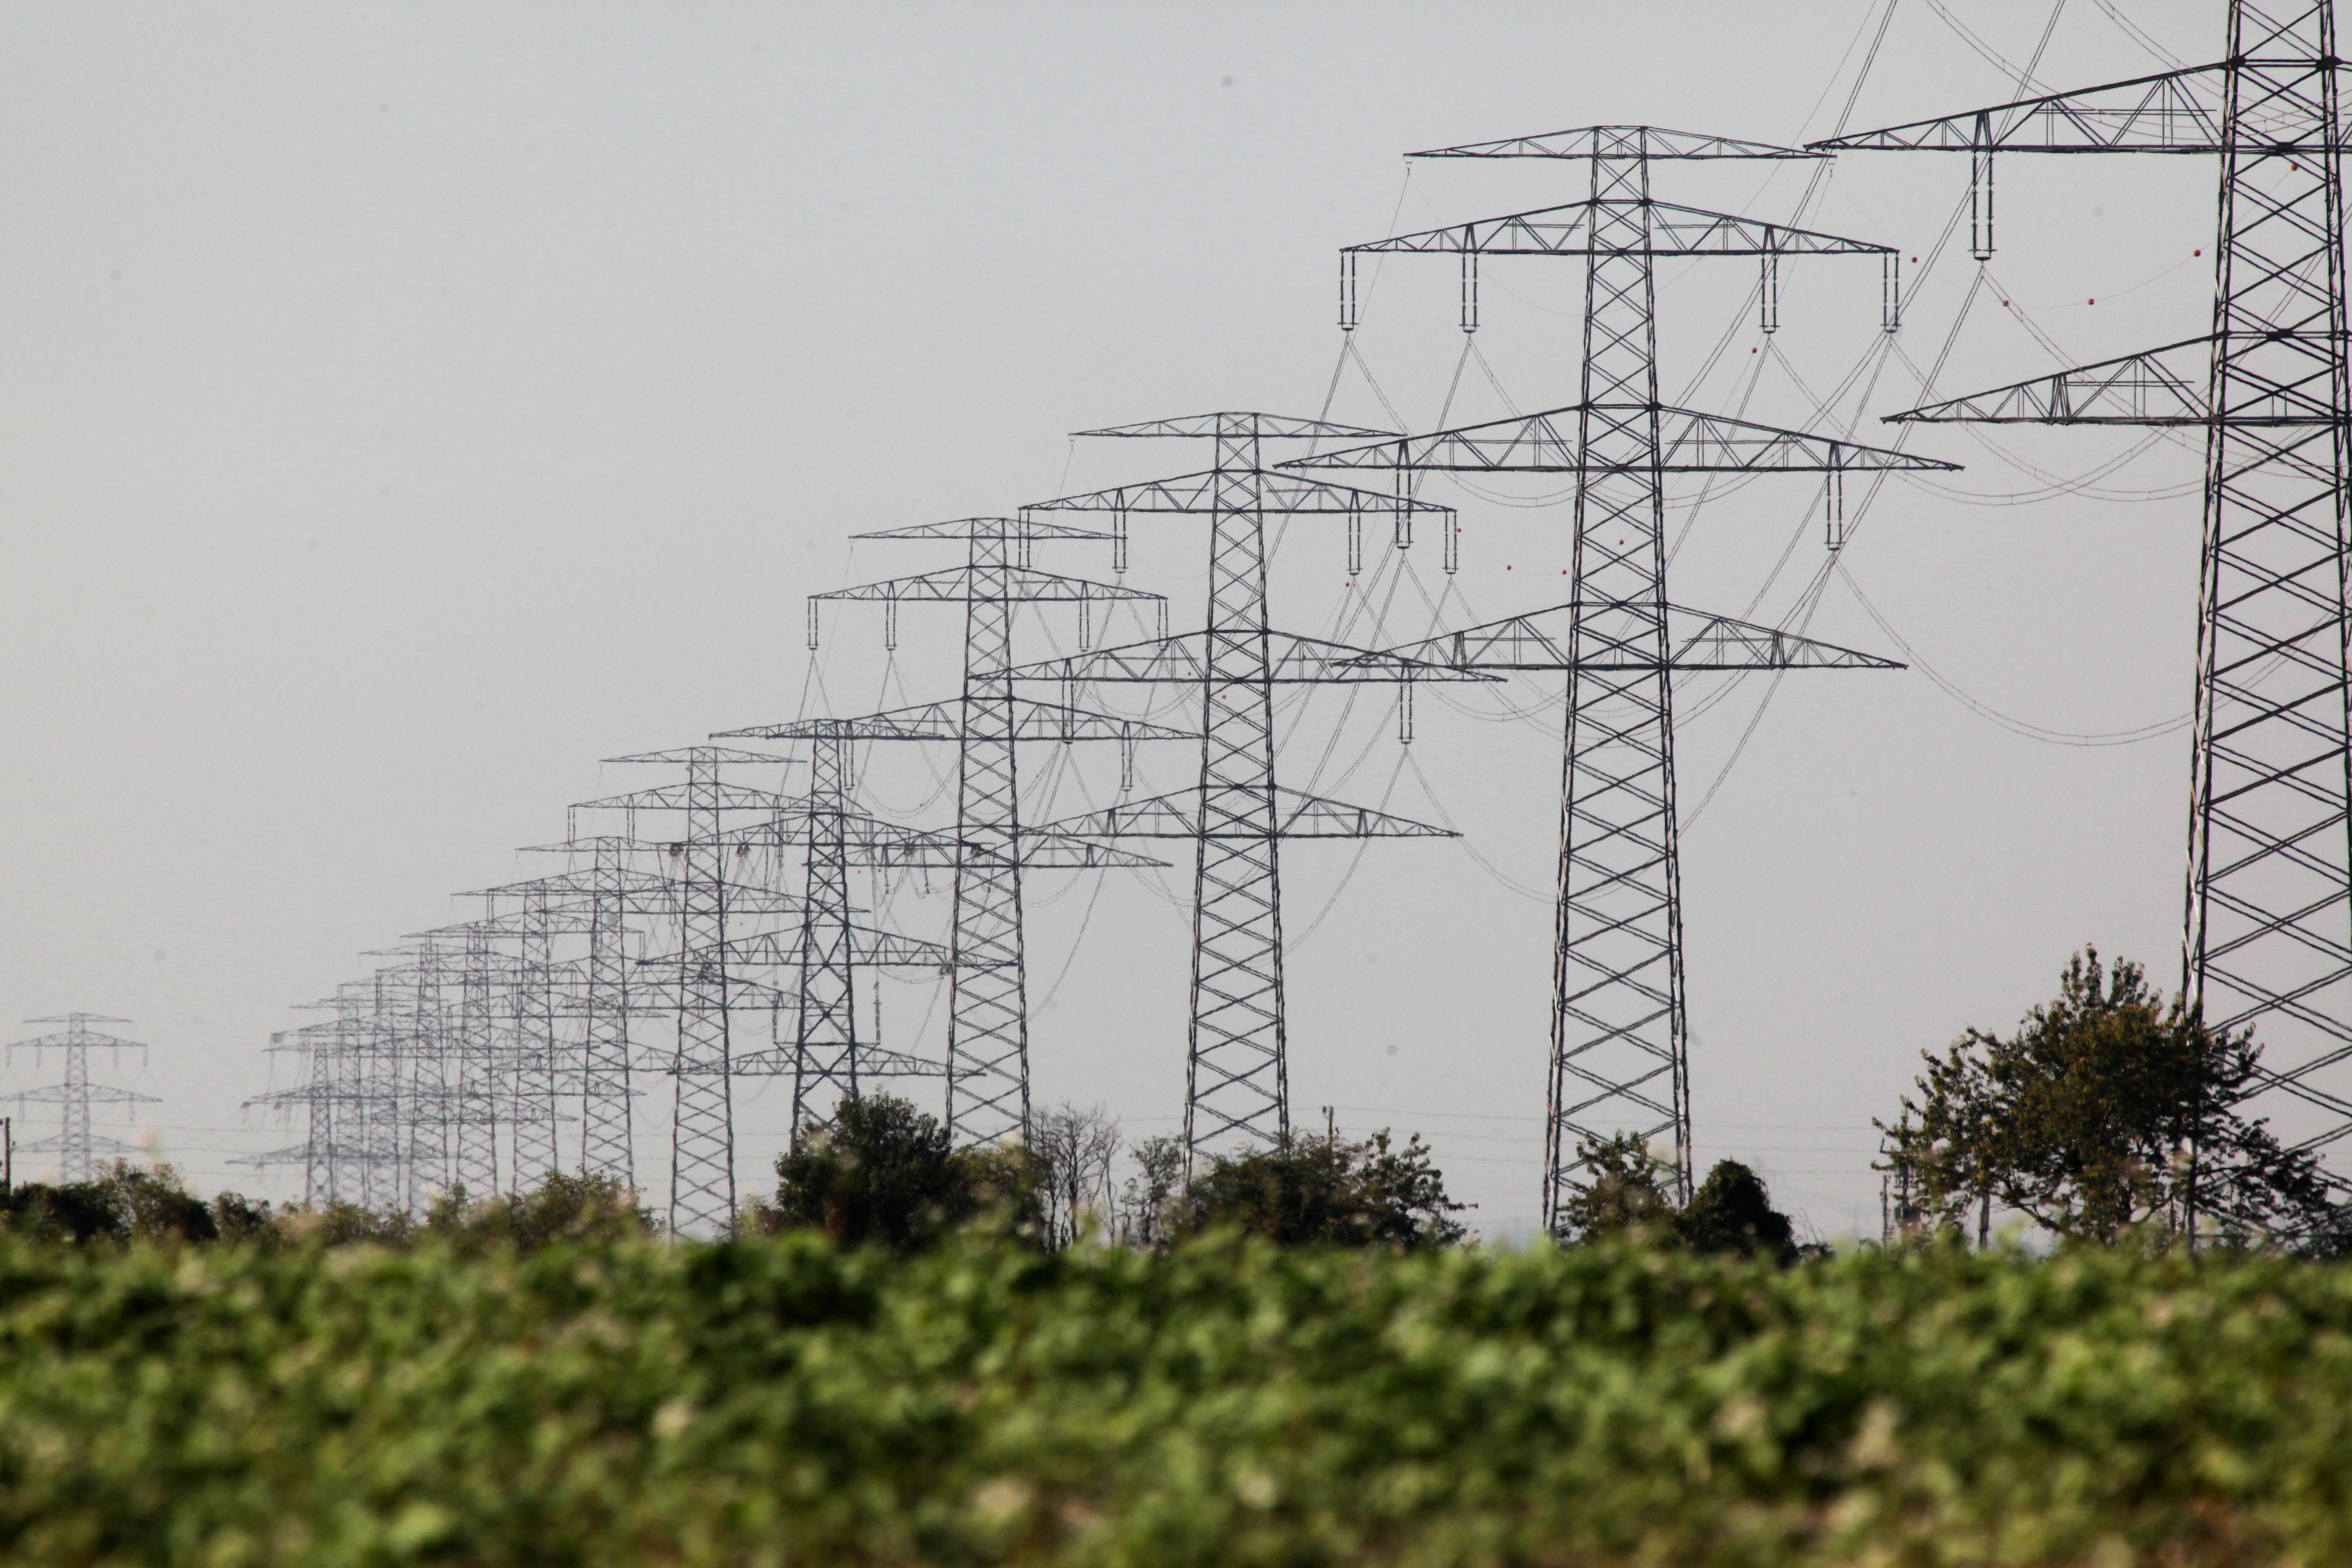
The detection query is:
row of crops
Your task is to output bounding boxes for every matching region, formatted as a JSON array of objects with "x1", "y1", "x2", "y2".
[{"x1": 2, "y1": 1226, "x2": 2347, "y2": 1565}]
